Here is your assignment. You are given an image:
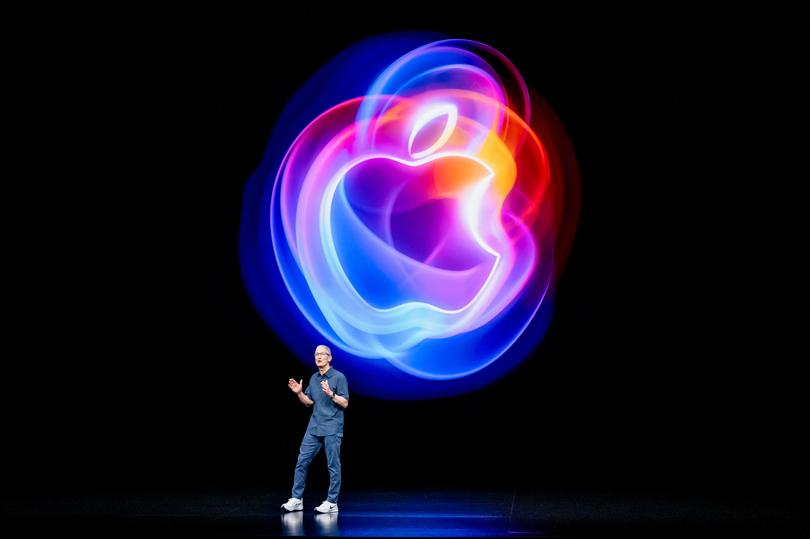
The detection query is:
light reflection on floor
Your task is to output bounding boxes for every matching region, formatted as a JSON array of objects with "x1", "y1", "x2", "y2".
[{"x1": 5, "y1": 488, "x2": 807, "y2": 537}]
